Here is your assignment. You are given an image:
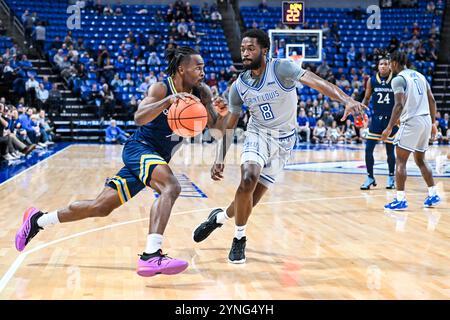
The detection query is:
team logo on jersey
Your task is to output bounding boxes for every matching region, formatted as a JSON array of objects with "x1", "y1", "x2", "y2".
[
  {"x1": 284, "y1": 160, "x2": 450, "y2": 177},
  {"x1": 163, "y1": 109, "x2": 169, "y2": 115}
]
